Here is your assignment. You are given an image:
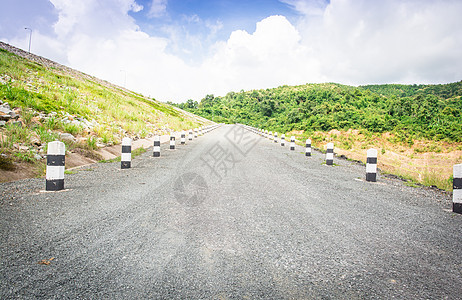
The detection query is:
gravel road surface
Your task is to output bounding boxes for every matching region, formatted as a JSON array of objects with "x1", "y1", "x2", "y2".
[{"x1": 1, "y1": 124, "x2": 461, "y2": 299}]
